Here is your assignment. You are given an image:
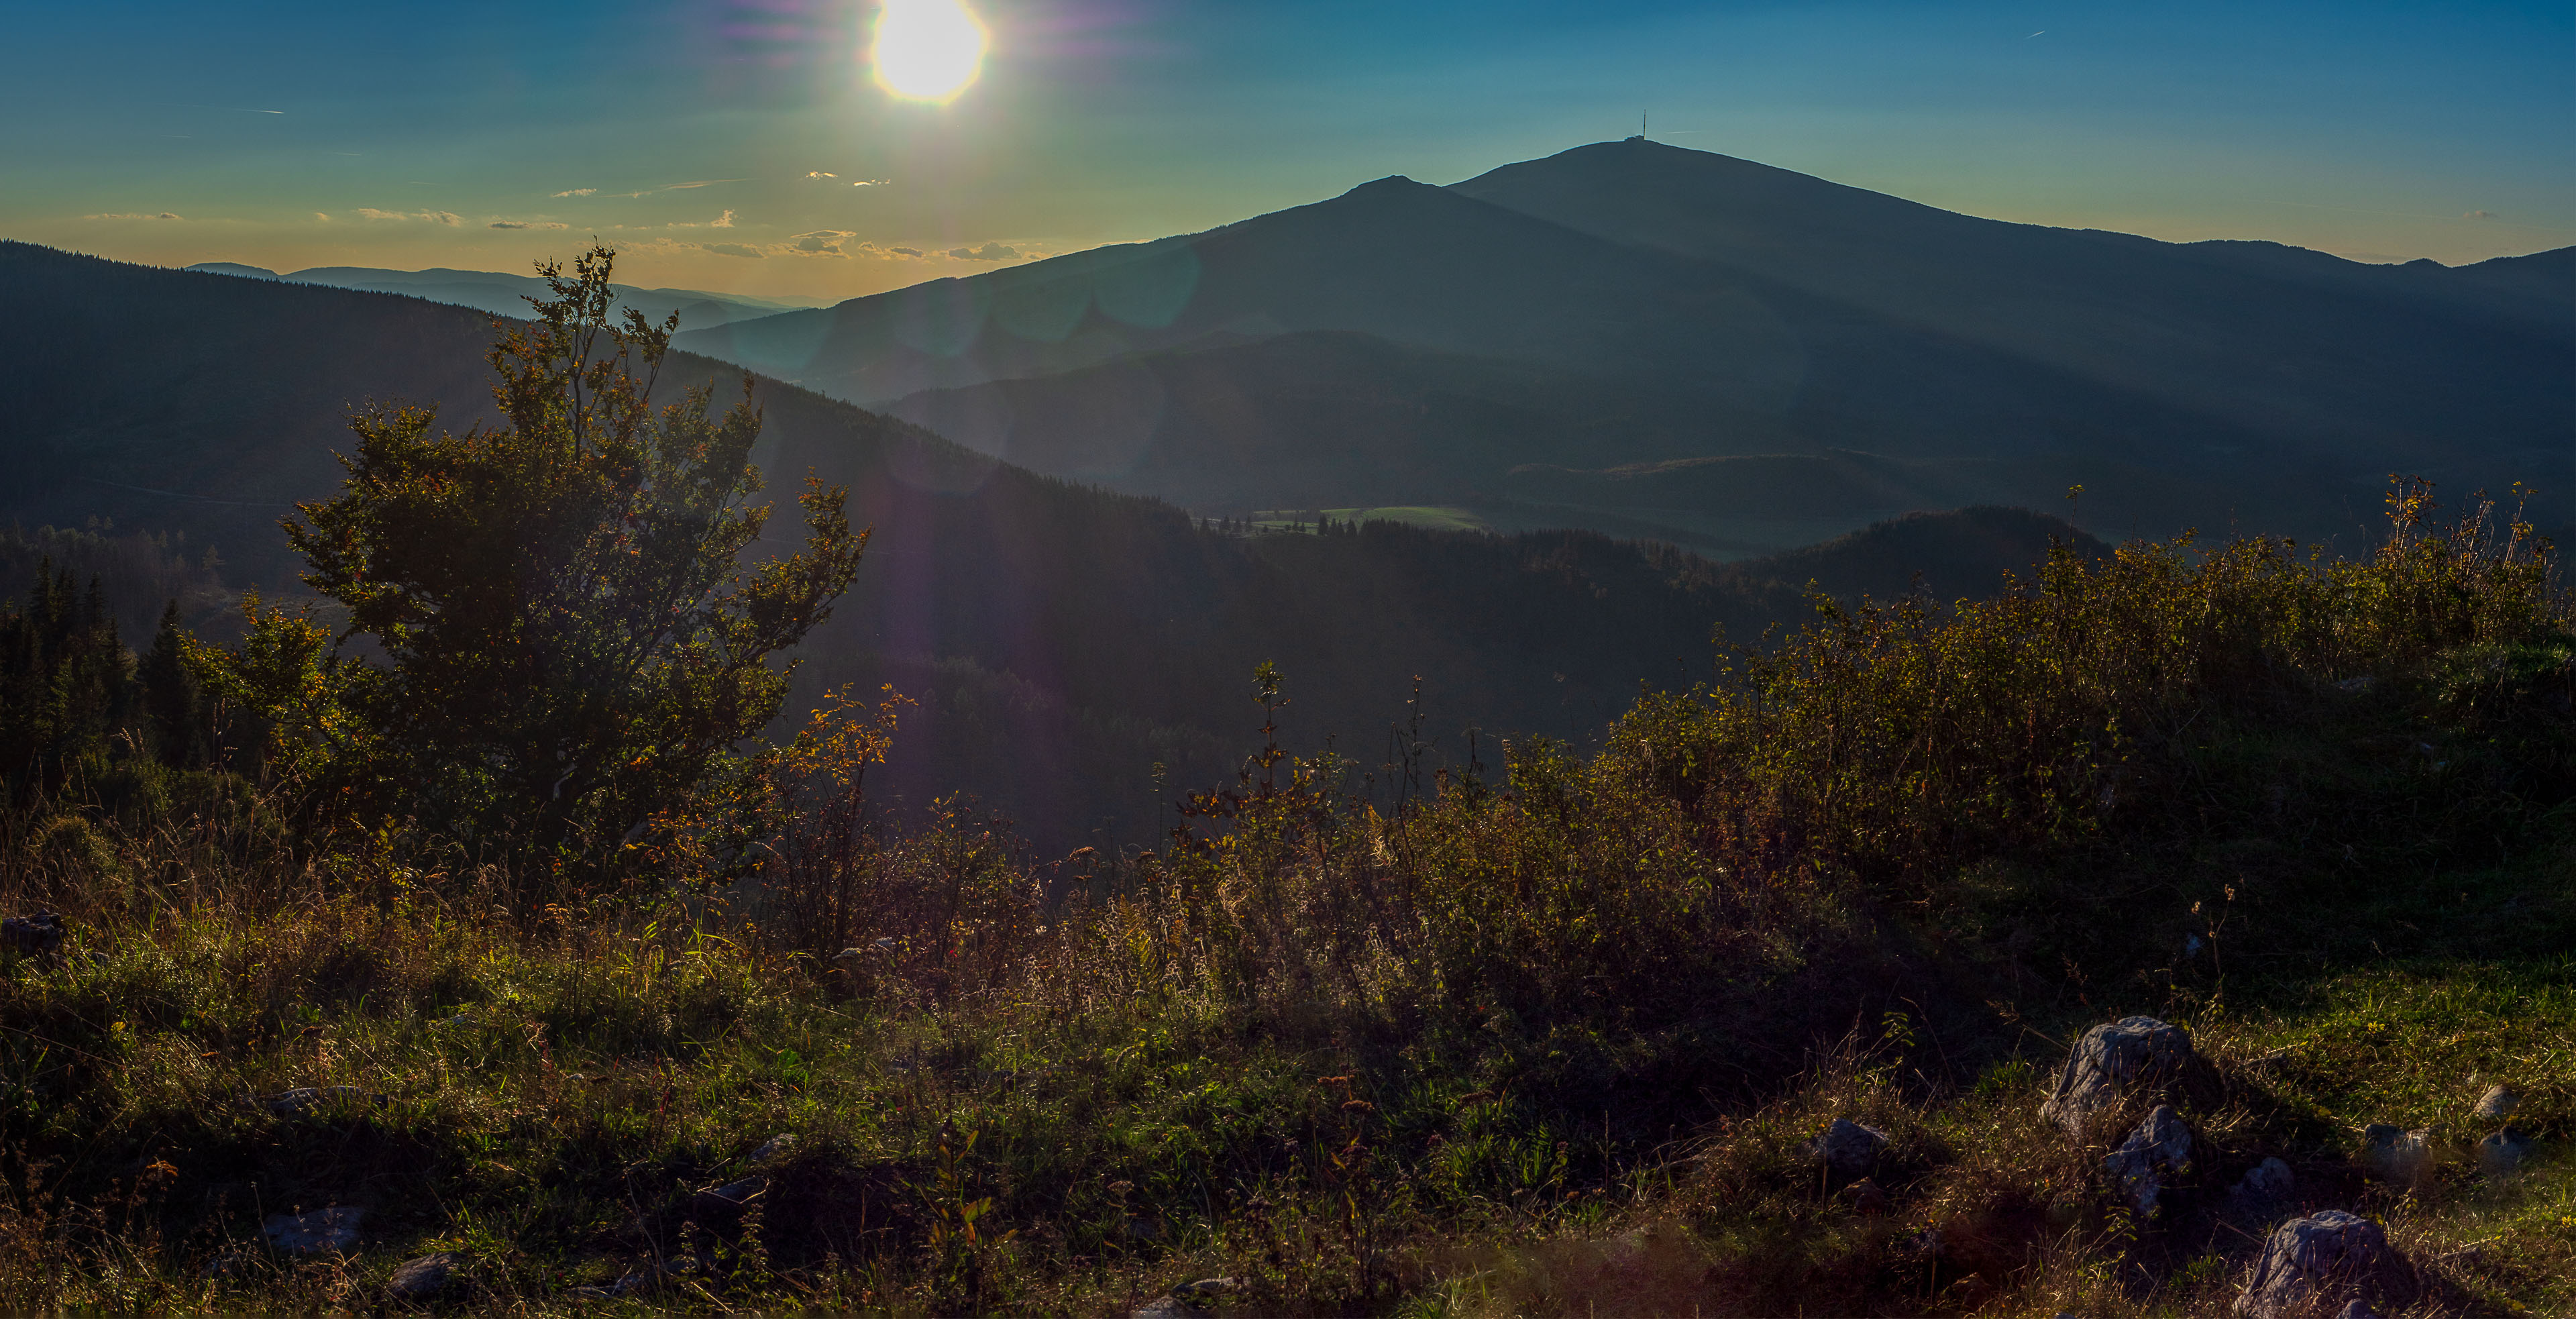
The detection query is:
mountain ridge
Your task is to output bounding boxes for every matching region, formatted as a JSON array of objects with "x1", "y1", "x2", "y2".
[{"x1": 683, "y1": 140, "x2": 2570, "y2": 549}]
